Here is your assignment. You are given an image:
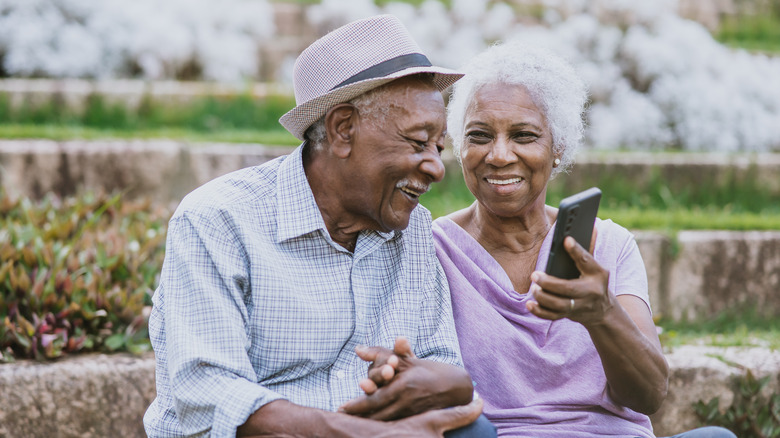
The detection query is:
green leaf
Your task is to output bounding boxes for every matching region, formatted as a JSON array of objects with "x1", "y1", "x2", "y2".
[{"x1": 103, "y1": 333, "x2": 125, "y2": 351}]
